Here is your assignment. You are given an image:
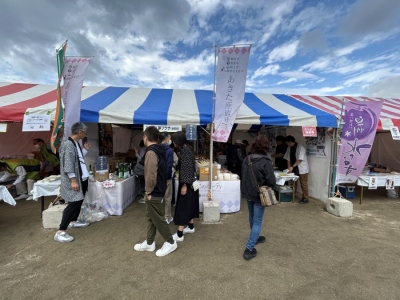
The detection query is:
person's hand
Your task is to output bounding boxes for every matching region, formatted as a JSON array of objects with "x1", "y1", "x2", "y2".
[
  {"x1": 288, "y1": 166, "x2": 293, "y2": 172},
  {"x1": 146, "y1": 194, "x2": 152, "y2": 201},
  {"x1": 83, "y1": 142, "x2": 91, "y2": 150},
  {"x1": 70, "y1": 178, "x2": 79, "y2": 191},
  {"x1": 181, "y1": 185, "x2": 187, "y2": 195},
  {"x1": 6, "y1": 184, "x2": 13, "y2": 189}
]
